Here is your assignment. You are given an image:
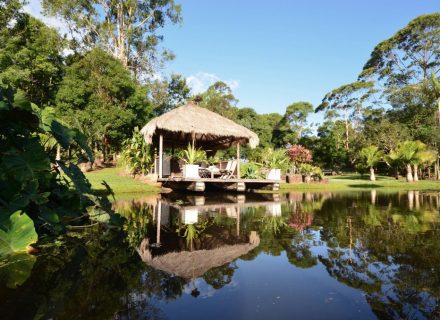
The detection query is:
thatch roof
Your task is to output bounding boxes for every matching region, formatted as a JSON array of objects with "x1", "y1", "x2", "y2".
[
  {"x1": 140, "y1": 102, "x2": 259, "y2": 149},
  {"x1": 137, "y1": 232, "x2": 260, "y2": 280}
]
